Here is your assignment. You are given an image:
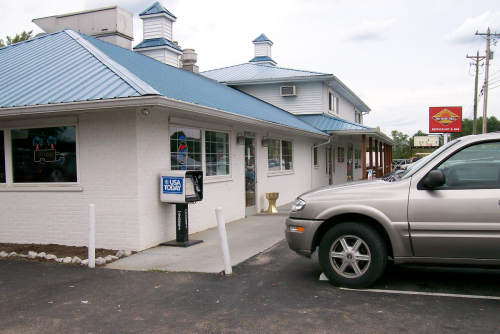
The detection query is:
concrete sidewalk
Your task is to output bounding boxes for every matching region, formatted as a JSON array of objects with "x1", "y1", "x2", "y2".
[{"x1": 105, "y1": 204, "x2": 291, "y2": 273}]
